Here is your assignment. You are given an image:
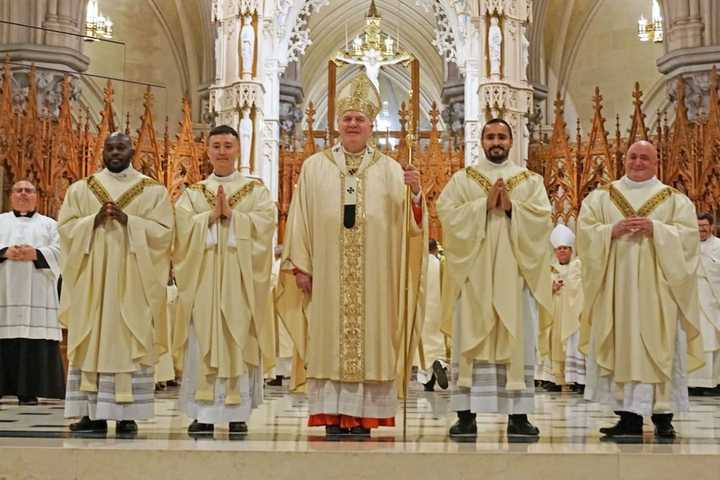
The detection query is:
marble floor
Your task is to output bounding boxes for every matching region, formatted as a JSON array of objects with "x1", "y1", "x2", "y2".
[{"x1": 0, "y1": 383, "x2": 719, "y2": 479}]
